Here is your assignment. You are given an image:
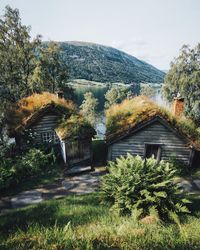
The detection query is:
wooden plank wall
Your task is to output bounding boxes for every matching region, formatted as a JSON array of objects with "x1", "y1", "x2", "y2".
[
  {"x1": 65, "y1": 140, "x2": 92, "y2": 165},
  {"x1": 21, "y1": 114, "x2": 59, "y2": 146},
  {"x1": 109, "y1": 121, "x2": 191, "y2": 166}
]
